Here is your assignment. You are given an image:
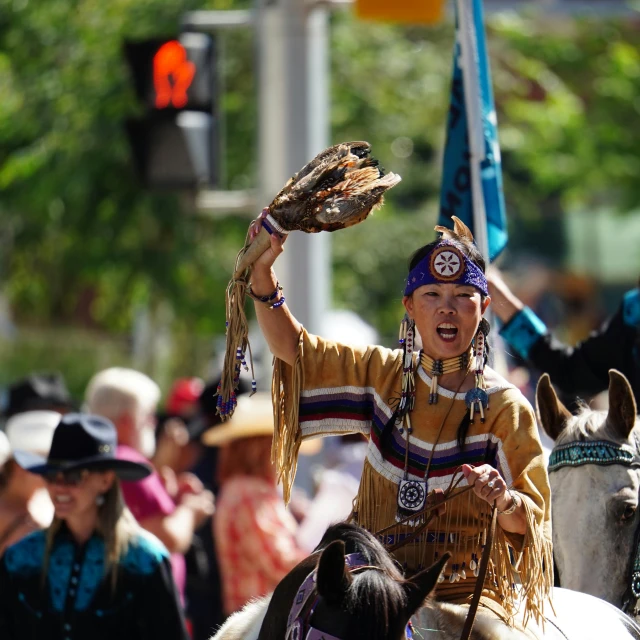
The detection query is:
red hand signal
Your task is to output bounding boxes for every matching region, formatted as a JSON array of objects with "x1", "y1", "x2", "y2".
[{"x1": 153, "y1": 41, "x2": 196, "y2": 109}]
